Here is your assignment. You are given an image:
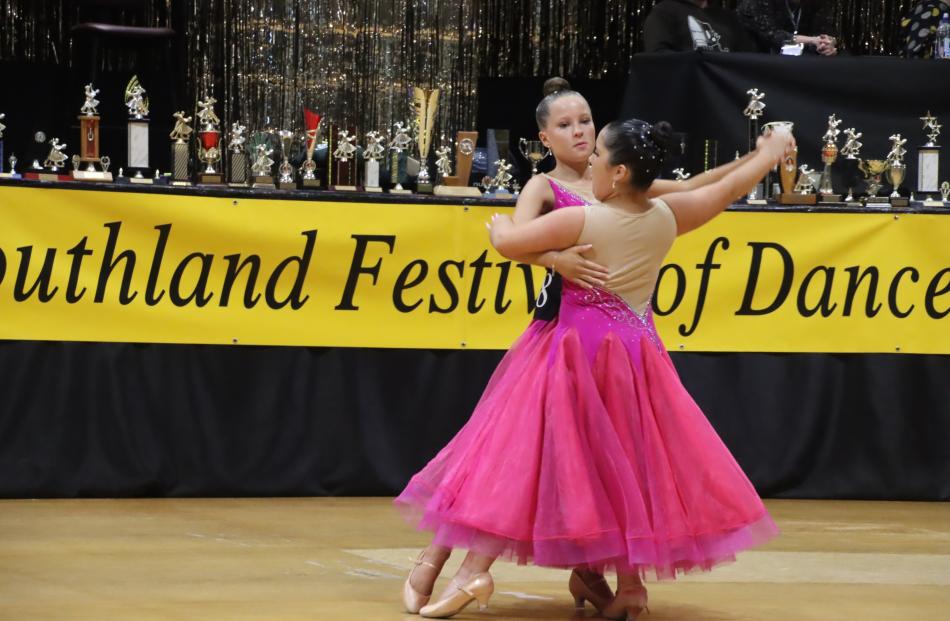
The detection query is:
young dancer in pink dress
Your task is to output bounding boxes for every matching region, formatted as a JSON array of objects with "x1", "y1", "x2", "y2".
[{"x1": 398, "y1": 109, "x2": 794, "y2": 618}]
